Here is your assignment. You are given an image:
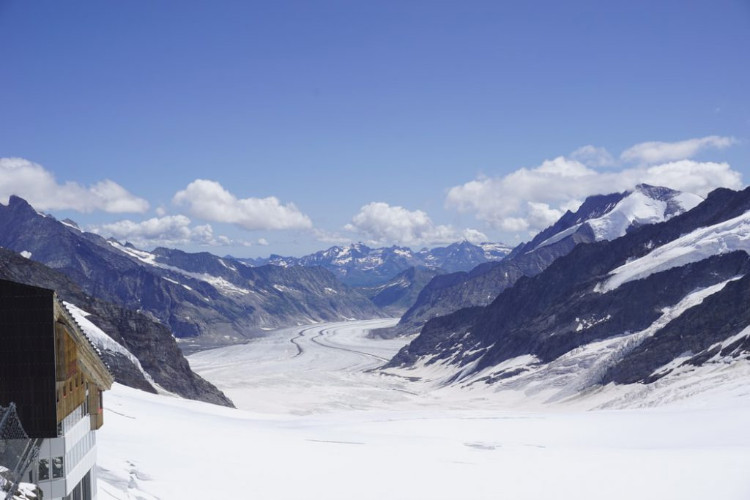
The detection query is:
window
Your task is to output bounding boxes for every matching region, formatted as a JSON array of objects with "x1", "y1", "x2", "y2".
[
  {"x1": 38, "y1": 458, "x2": 49, "y2": 480},
  {"x1": 52, "y1": 456, "x2": 64, "y2": 478}
]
